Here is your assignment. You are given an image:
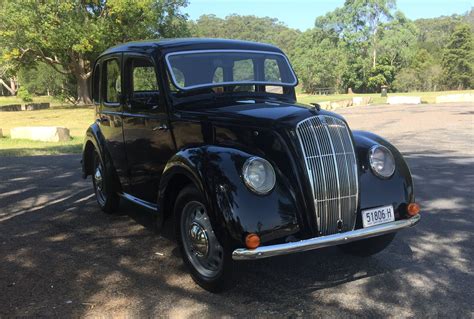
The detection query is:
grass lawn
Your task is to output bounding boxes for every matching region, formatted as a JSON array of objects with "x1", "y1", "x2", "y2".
[
  {"x1": 0, "y1": 106, "x2": 94, "y2": 156},
  {"x1": 0, "y1": 137, "x2": 83, "y2": 156}
]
